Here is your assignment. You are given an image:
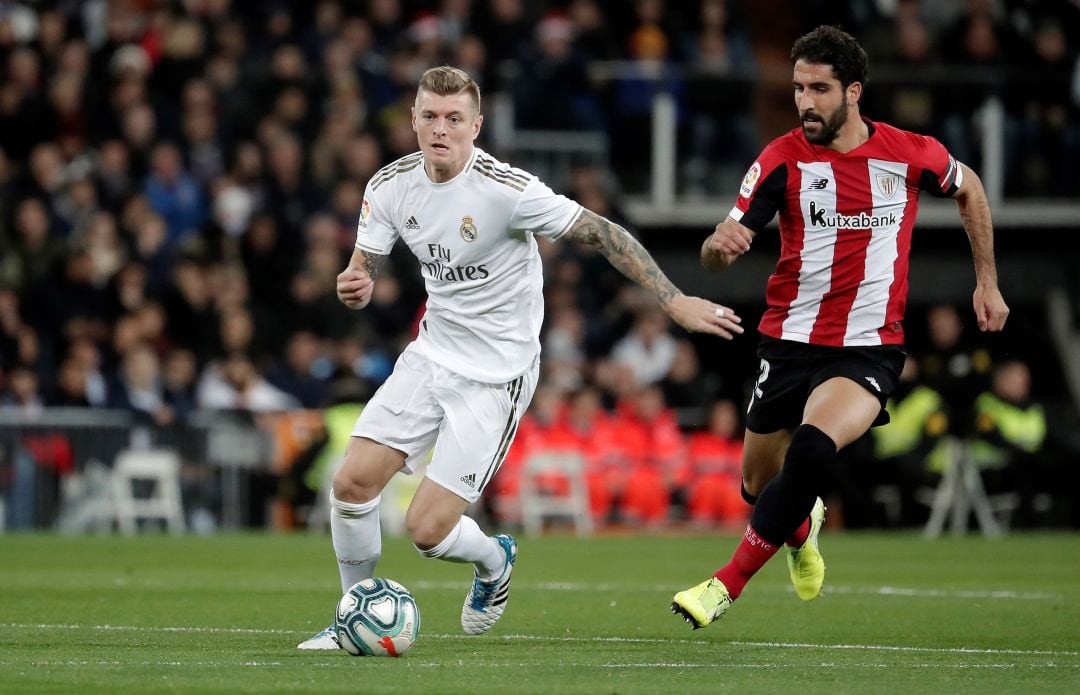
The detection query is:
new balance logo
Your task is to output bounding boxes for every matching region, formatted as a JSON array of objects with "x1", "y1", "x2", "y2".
[
  {"x1": 404, "y1": 215, "x2": 420, "y2": 230},
  {"x1": 864, "y1": 376, "x2": 881, "y2": 392},
  {"x1": 808, "y1": 178, "x2": 829, "y2": 190},
  {"x1": 460, "y1": 474, "x2": 476, "y2": 488}
]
